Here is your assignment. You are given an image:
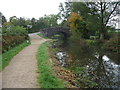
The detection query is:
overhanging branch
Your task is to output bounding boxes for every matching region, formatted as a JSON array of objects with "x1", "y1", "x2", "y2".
[{"x1": 105, "y1": 2, "x2": 119, "y2": 26}]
